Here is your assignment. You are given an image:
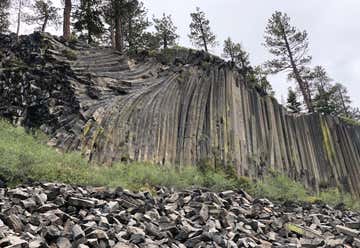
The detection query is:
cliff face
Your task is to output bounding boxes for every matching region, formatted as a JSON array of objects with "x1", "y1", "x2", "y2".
[{"x1": 1, "y1": 33, "x2": 360, "y2": 196}]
